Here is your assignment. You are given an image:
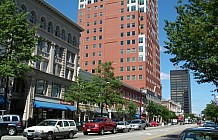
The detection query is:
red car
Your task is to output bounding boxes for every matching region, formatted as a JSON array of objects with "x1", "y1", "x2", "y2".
[
  {"x1": 150, "y1": 121, "x2": 158, "y2": 127},
  {"x1": 82, "y1": 117, "x2": 117, "y2": 135}
]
